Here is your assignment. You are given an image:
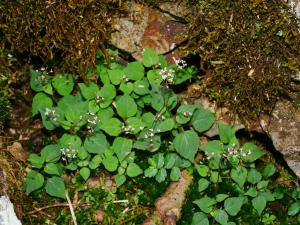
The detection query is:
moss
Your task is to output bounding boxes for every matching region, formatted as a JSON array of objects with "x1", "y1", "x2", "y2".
[
  {"x1": 0, "y1": 0, "x2": 121, "y2": 74},
  {"x1": 188, "y1": 0, "x2": 300, "y2": 119}
]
